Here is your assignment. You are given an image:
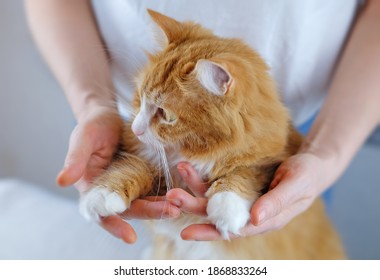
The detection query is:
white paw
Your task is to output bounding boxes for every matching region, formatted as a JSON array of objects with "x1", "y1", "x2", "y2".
[
  {"x1": 79, "y1": 186, "x2": 128, "y2": 222},
  {"x1": 206, "y1": 192, "x2": 252, "y2": 240}
]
